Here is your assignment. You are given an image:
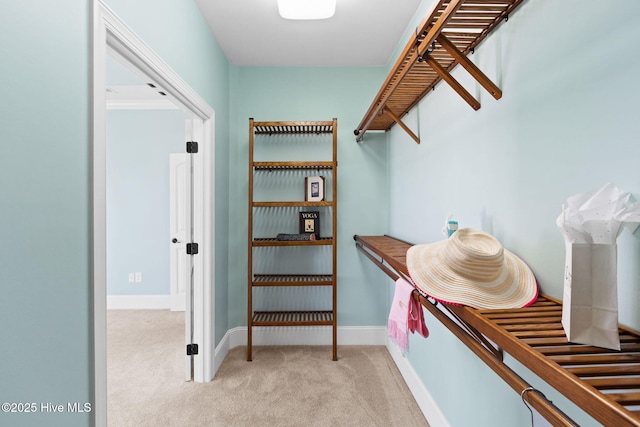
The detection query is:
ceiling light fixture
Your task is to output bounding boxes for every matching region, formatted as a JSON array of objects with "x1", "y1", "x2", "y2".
[{"x1": 277, "y1": 0, "x2": 336, "y2": 20}]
